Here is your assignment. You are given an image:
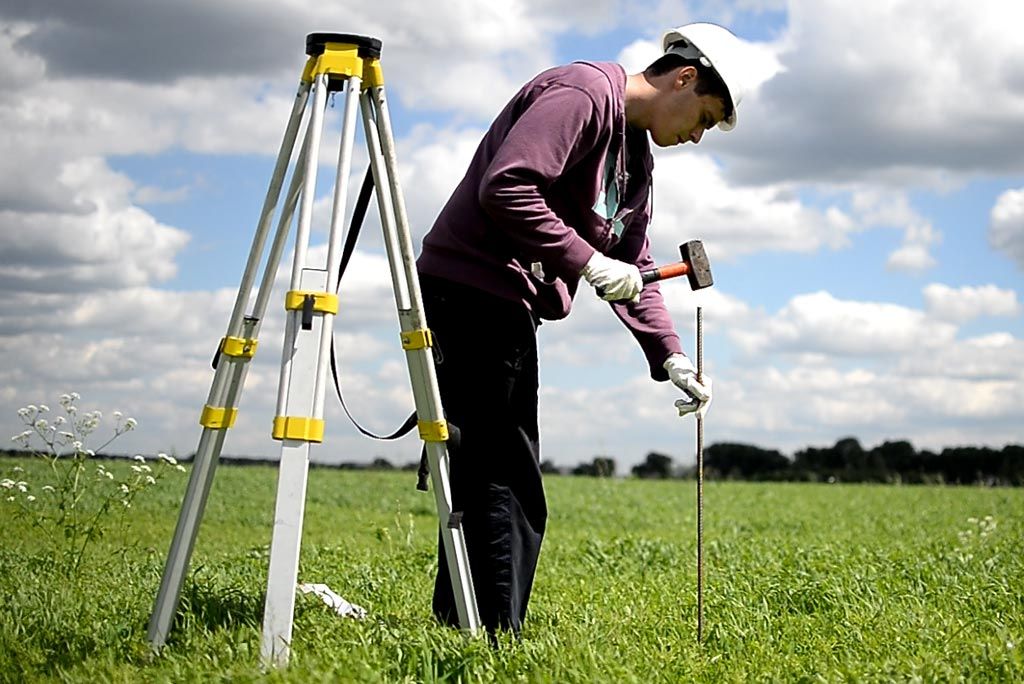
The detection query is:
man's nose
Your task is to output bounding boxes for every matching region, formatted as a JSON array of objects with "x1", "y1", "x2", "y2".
[{"x1": 690, "y1": 128, "x2": 704, "y2": 144}]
